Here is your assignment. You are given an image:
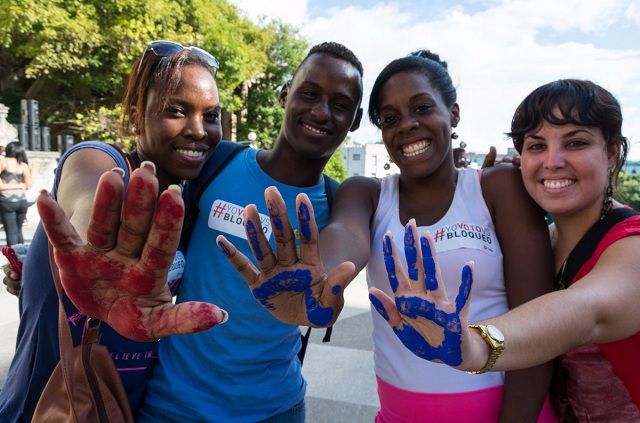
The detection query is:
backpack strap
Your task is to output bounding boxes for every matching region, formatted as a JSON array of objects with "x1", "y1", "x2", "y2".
[
  {"x1": 297, "y1": 174, "x2": 340, "y2": 365},
  {"x1": 181, "y1": 141, "x2": 249, "y2": 251},
  {"x1": 556, "y1": 207, "x2": 639, "y2": 289}
]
